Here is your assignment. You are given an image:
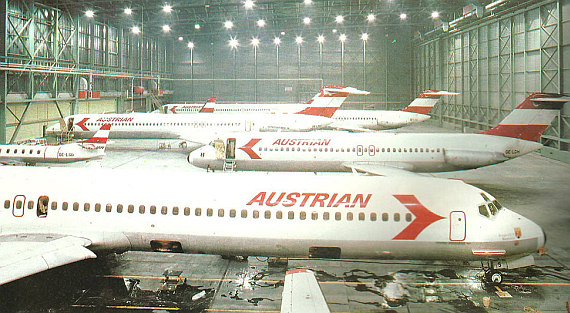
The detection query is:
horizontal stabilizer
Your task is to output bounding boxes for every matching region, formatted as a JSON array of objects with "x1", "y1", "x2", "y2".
[{"x1": 281, "y1": 268, "x2": 330, "y2": 313}]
